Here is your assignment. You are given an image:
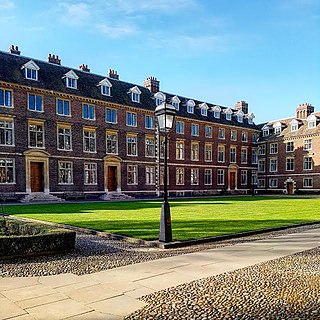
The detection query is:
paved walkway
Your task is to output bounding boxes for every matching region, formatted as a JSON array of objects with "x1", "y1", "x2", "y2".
[{"x1": 1, "y1": 228, "x2": 319, "y2": 320}]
